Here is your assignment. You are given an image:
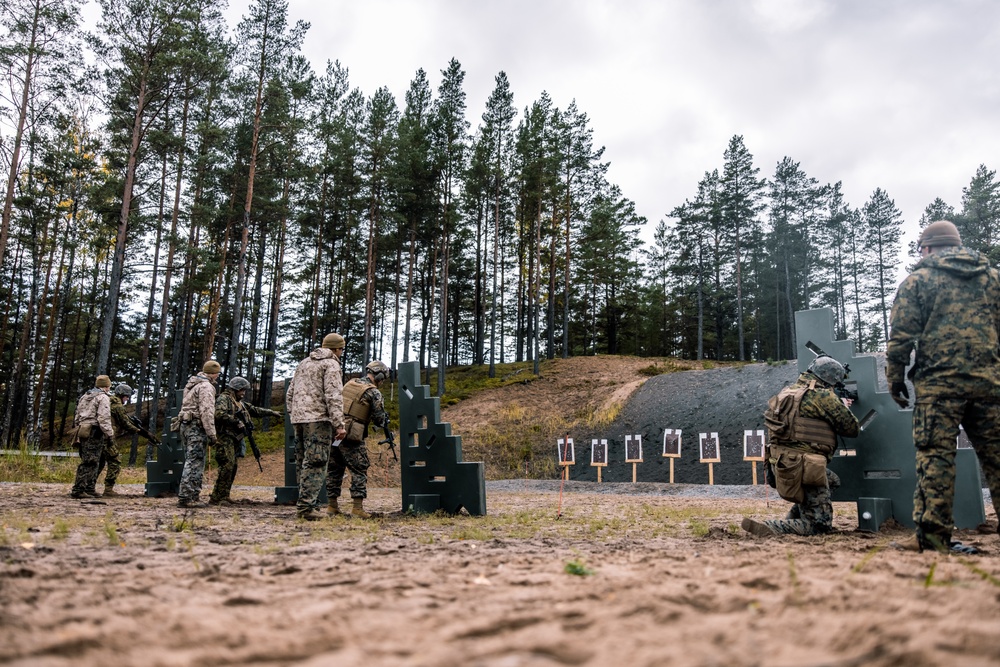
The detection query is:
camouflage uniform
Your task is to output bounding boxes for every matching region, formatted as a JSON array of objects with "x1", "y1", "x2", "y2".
[
  {"x1": 211, "y1": 388, "x2": 280, "y2": 503},
  {"x1": 762, "y1": 372, "x2": 859, "y2": 535},
  {"x1": 887, "y1": 245, "x2": 1000, "y2": 544},
  {"x1": 177, "y1": 373, "x2": 218, "y2": 504},
  {"x1": 97, "y1": 394, "x2": 141, "y2": 493},
  {"x1": 286, "y1": 347, "x2": 345, "y2": 516},
  {"x1": 328, "y1": 376, "x2": 389, "y2": 500},
  {"x1": 71, "y1": 387, "x2": 114, "y2": 497}
]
